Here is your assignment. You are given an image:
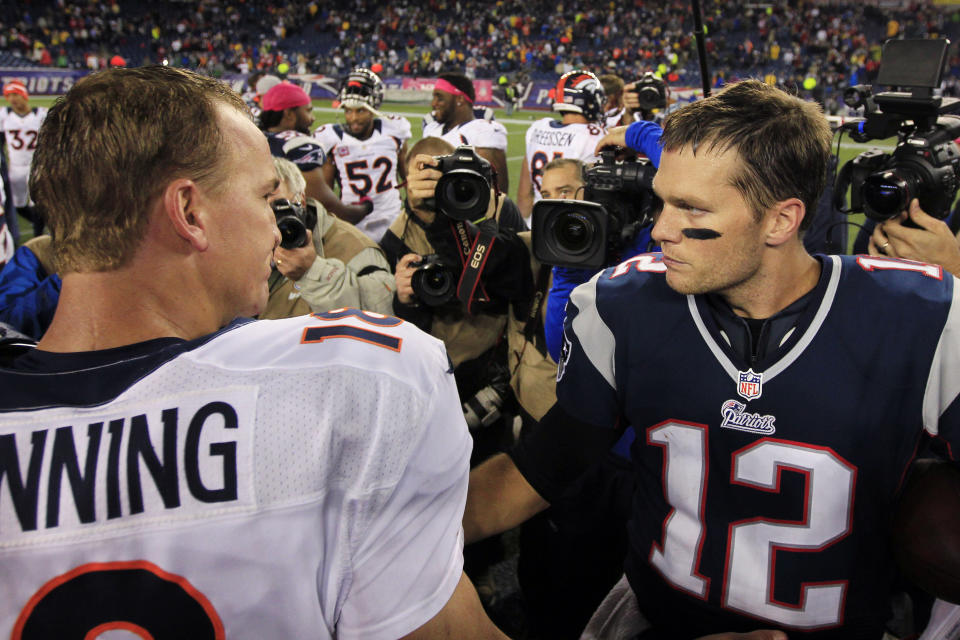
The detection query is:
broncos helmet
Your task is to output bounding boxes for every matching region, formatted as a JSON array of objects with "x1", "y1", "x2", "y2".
[
  {"x1": 552, "y1": 70, "x2": 605, "y2": 122},
  {"x1": 339, "y1": 67, "x2": 385, "y2": 112}
]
